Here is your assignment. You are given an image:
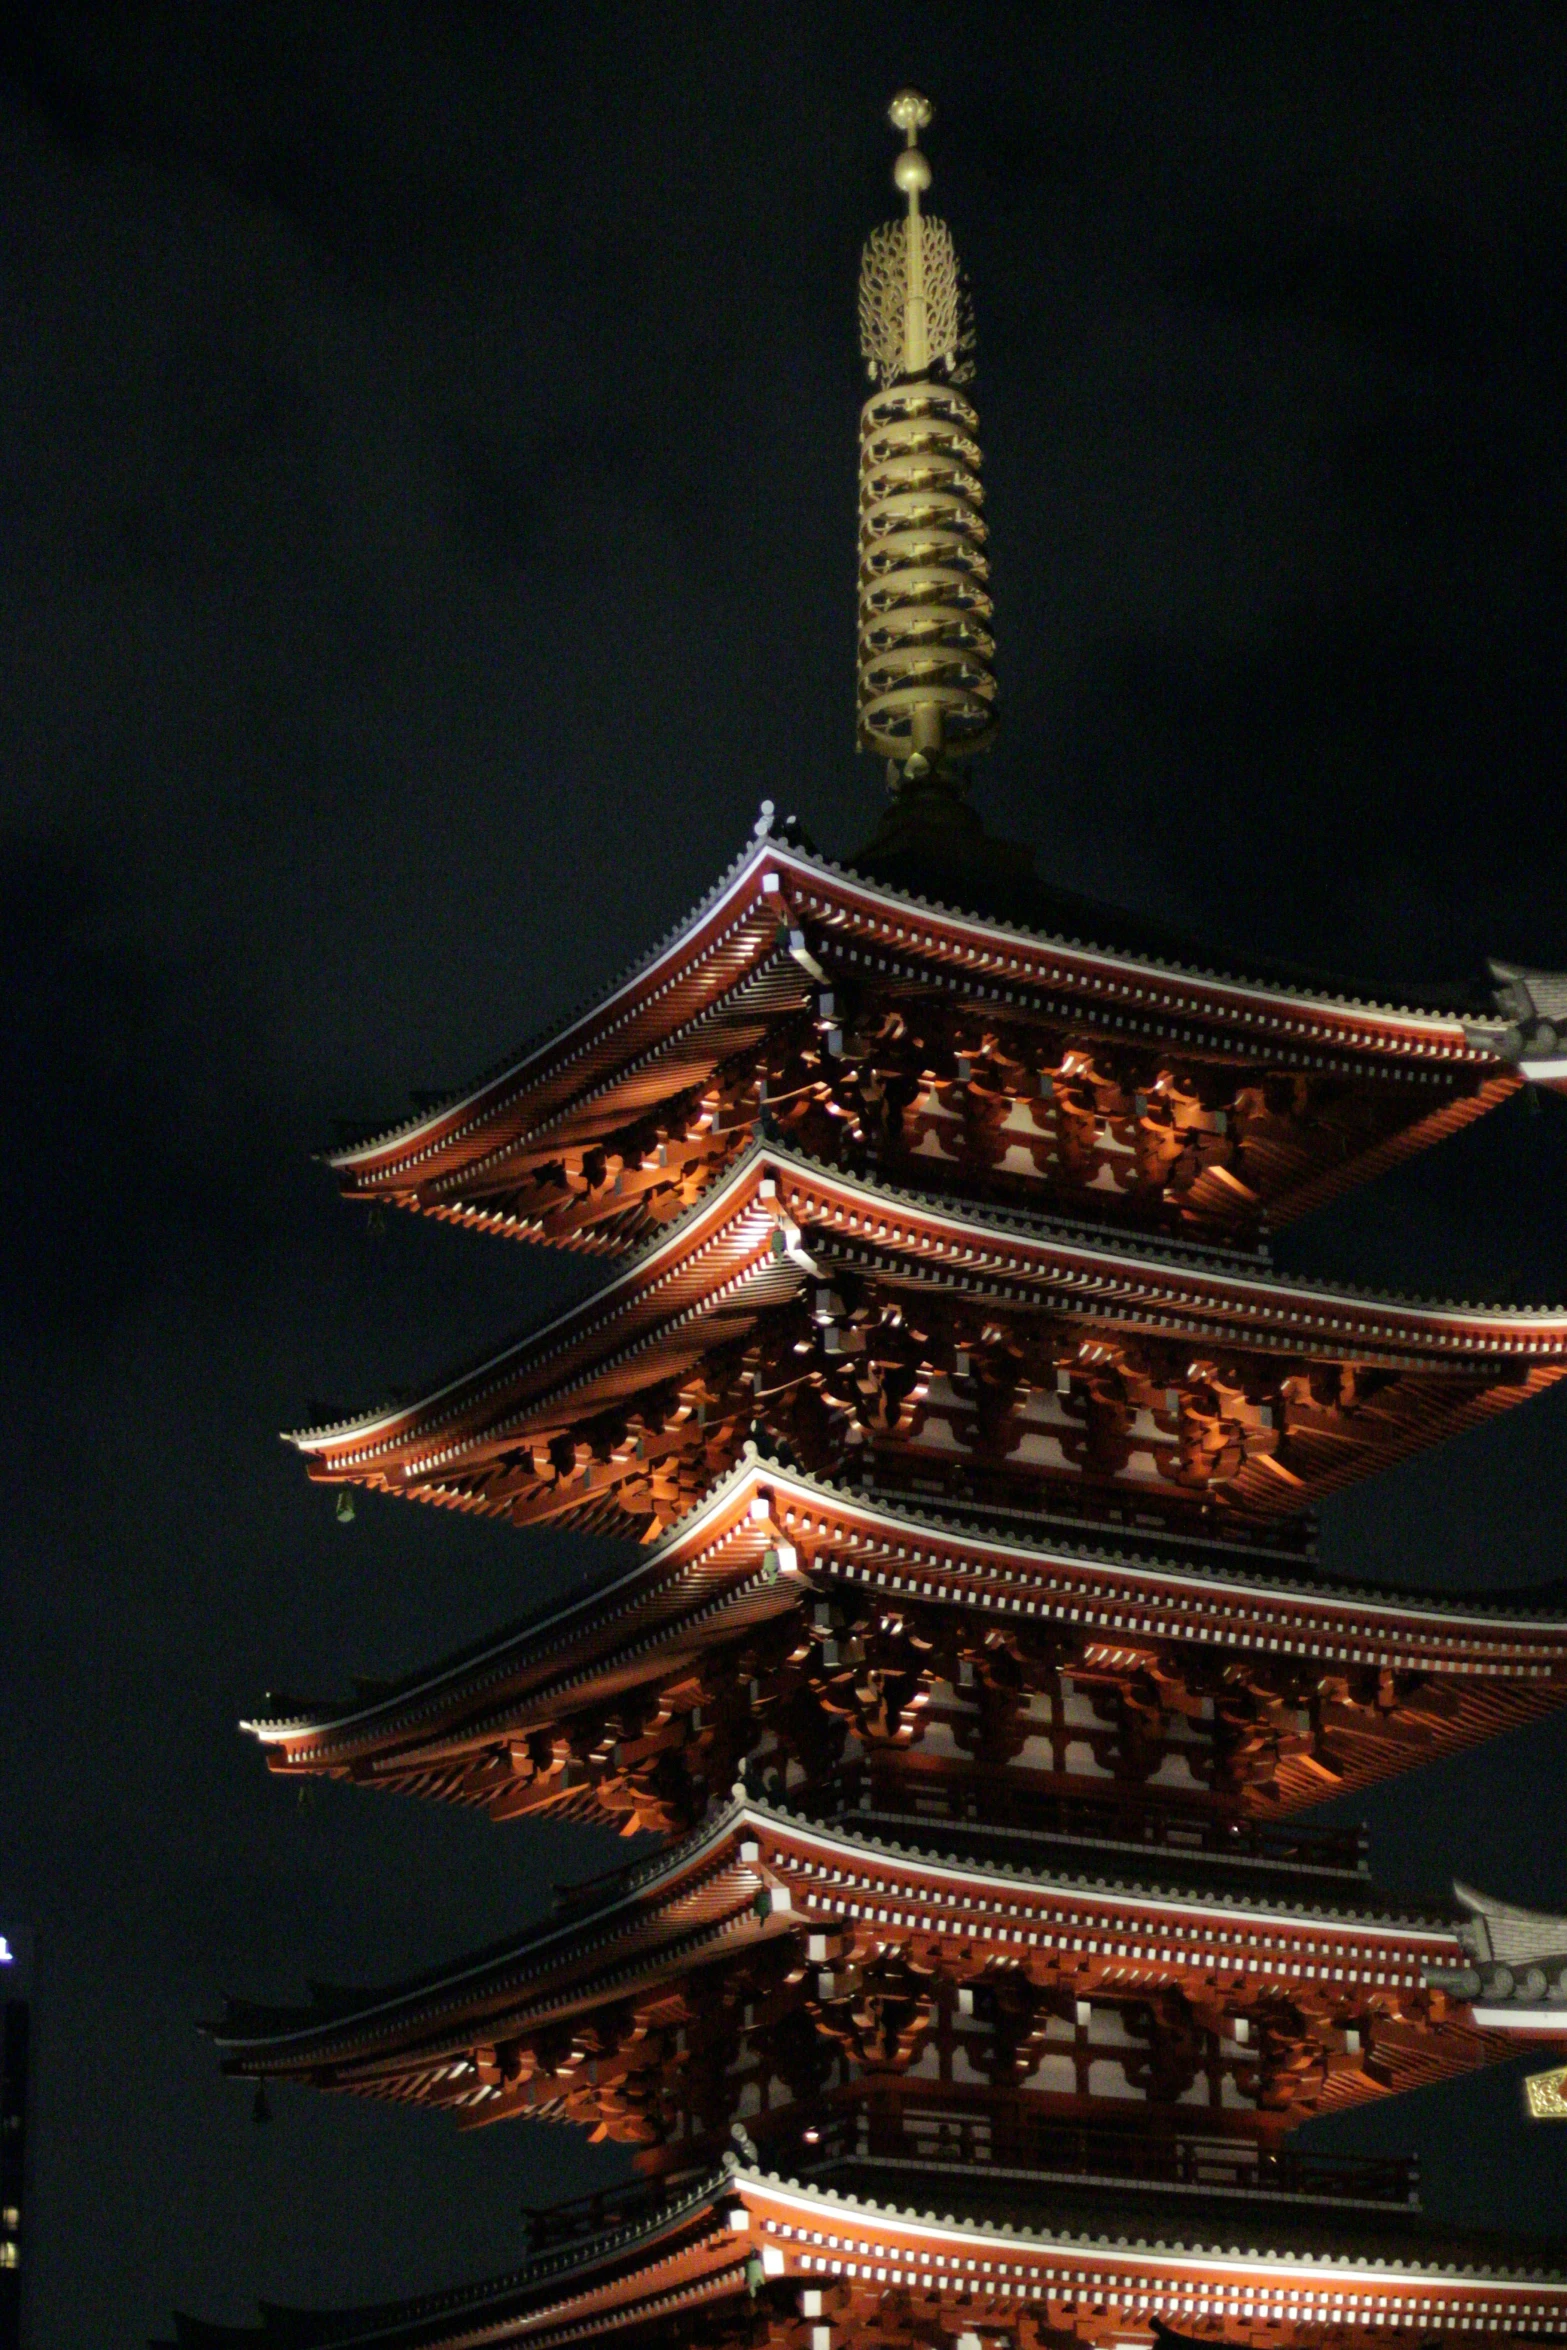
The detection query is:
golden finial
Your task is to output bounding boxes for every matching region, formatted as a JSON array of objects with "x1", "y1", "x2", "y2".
[
  {"x1": 856, "y1": 92, "x2": 996, "y2": 781},
  {"x1": 859, "y1": 90, "x2": 970, "y2": 388}
]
